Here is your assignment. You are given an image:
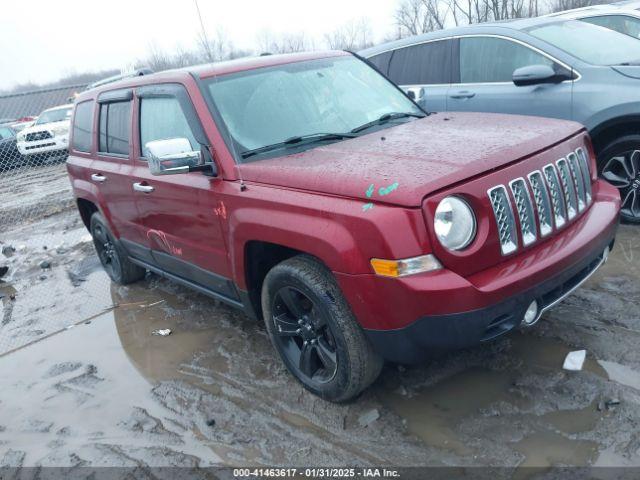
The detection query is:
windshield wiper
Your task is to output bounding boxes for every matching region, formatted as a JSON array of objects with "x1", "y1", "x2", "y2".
[
  {"x1": 350, "y1": 112, "x2": 426, "y2": 134},
  {"x1": 241, "y1": 132, "x2": 356, "y2": 159}
]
